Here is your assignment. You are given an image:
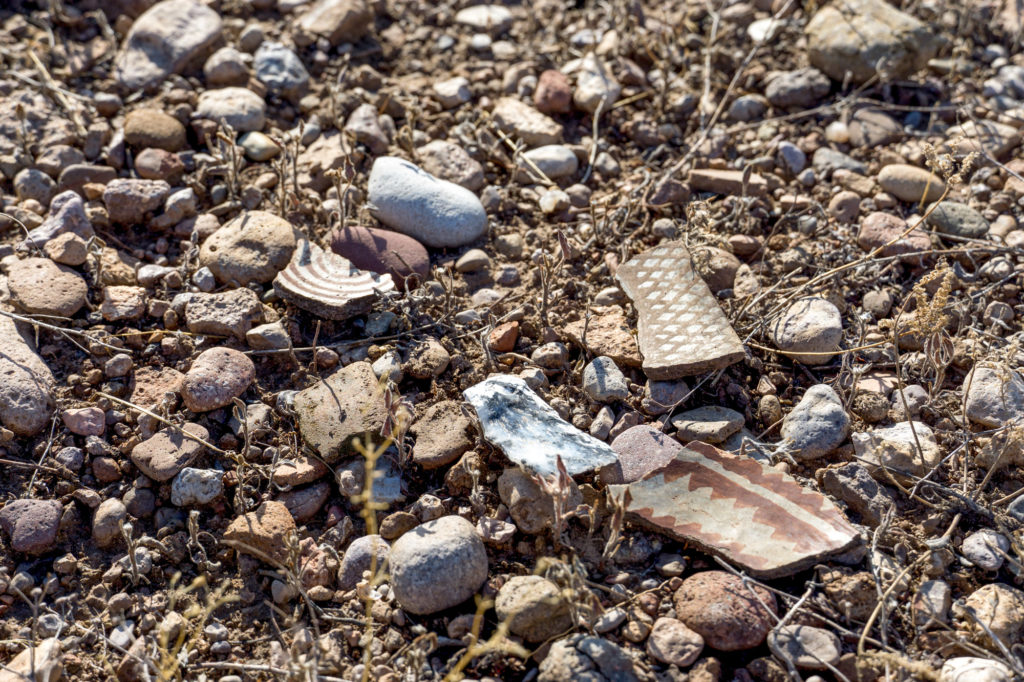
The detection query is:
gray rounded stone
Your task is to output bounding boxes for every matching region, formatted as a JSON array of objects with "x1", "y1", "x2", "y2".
[
  {"x1": 780, "y1": 384, "x2": 850, "y2": 461},
  {"x1": 338, "y1": 534, "x2": 390, "y2": 590},
  {"x1": 582, "y1": 356, "x2": 629, "y2": 402},
  {"x1": 771, "y1": 297, "x2": 842, "y2": 364},
  {"x1": 926, "y1": 201, "x2": 990, "y2": 239},
  {"x1": 196, "y1": 87, "x2": 266, "y2": 132},
  {"x1": 495, "y1": 575, "x2": 573, "y2": 642},
  {"x1": 389, "y1": 515, "x2": 488, "y2": 614},
  {"x1": 253, "y1": 42, "x2": 309, "y2": 101},
  {"x1": 368, "y1": 157, "x2": 487, "y2": 248},
  {"x1": 171, "y1": 467, "x2": 224, "y2": 506}
]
